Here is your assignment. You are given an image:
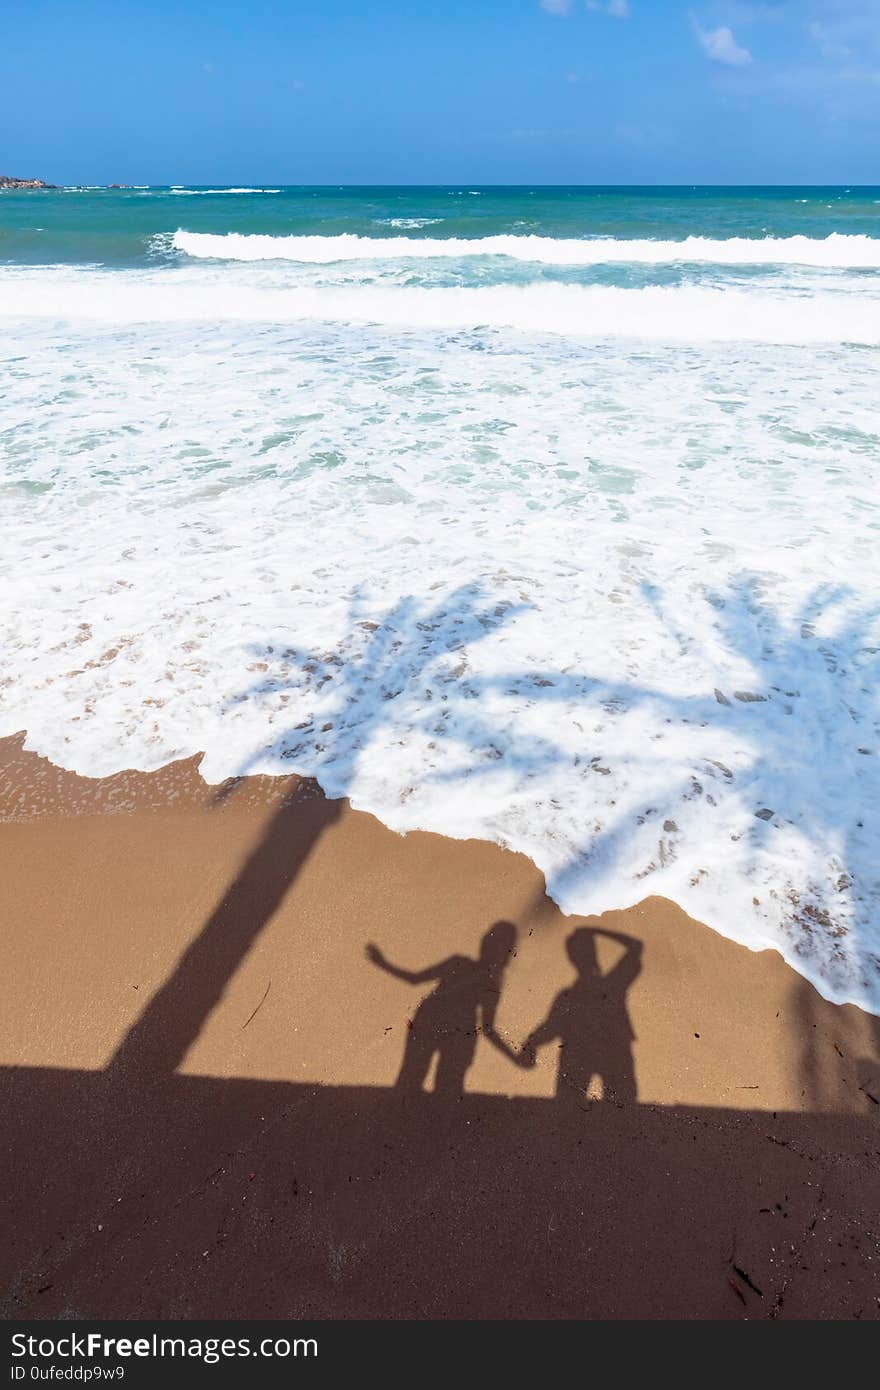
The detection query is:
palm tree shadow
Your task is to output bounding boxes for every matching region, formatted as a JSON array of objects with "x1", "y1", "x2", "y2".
[
  {"x1": 110, "y1": 569, "x2": 879, "y2": 1084},
  {"x1": 439, "y1": 573, "x2": 880, "y2": 1005},
  {"x1": 109, "y1": 583, "x2": 532, "y2": 1081},
  {"x1": 108, "y1": 781, "x2": 340, "y2": 1079},
  {"x1": 691, "y1": 576, "x2": 880, "y2": 1000}
]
